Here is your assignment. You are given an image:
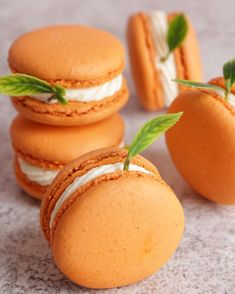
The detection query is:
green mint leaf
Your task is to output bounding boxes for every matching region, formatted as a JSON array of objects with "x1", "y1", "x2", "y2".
[
  {"x1": 0, "y1": 74, "x2": 54, "y2": 96},
  {"x1": 0, "y1": 73, "x2": 68, "y2": 105},
  {"x1": 123, "y1": 112, "x2": 183, "y2": 171},
  {"x1": 173, "y1": 79, "x2": 225, "y2": 93},
  {"x1": 165, "y1": 14, "x2": 188, "y2": 59},
  {"x1": 223, "y1": 59, "x2": 235, "y2": 100}
]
